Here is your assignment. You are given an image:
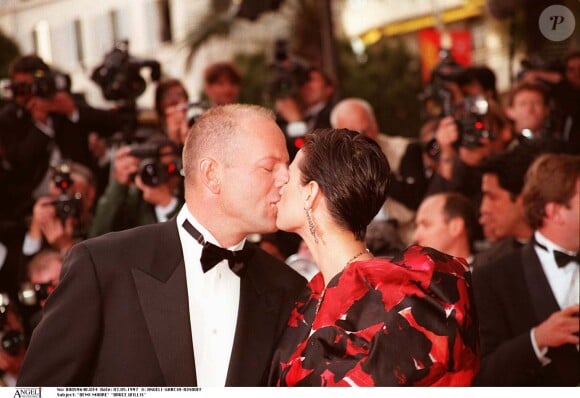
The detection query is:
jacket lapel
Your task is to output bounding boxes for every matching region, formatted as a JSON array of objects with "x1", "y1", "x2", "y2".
[
  {"x1": 225, "y1": 257, "x2": 284, "y2": 386},
  {"x1": 521, "y1": 242, "x2": 560, "y2": 322},
  {"x1": 132, "y1": 220, "x2": 196, "y2": 386},
  {"x1": 521, "y1": 240, "x2": 580, "y2": 385}
]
